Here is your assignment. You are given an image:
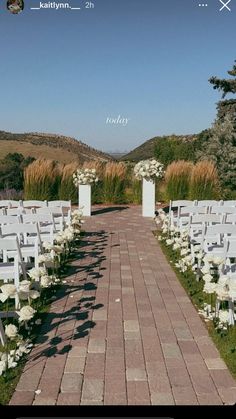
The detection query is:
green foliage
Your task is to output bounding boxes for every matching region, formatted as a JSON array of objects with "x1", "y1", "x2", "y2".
[
  {"x1": 102, "y1": 175, "x2": 126, "y2": 204},
  {"x1": 0, "y1": 153, "x2": 34, "y2": 191},
  {"x1": 198, "y1": 116, "x2": 236, "y2": 193},
  {"x1": 209, "y1": 61, "x2": 236, "y2": 99},
  {"x1": 58, "y1": 163, "x2": 78, "y2": 204},
  {"x1": 154, "y1": 136, "x2": 197, "y2": 167}
]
